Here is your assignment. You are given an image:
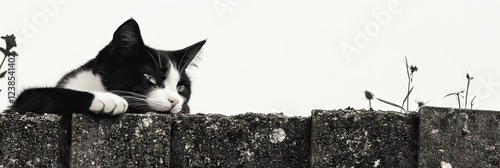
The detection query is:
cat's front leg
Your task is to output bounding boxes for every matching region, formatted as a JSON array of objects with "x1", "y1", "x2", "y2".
[{"x1": 89, "y1": 92, "x2": 128, "y2": 115}]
